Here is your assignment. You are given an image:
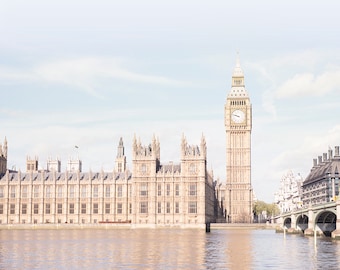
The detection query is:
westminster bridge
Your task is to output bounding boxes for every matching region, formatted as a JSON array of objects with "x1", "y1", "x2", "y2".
[{"x1": 273, "y1": 200, "x2": 340, "y2": 239}]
